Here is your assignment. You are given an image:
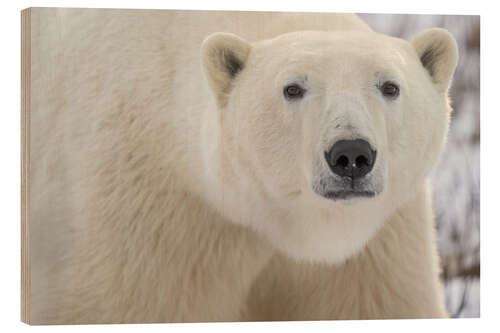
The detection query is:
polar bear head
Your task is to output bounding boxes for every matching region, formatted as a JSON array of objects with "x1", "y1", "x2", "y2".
[{"x1": 200, "y1": 29, "x2": 458, "y2": 263}]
